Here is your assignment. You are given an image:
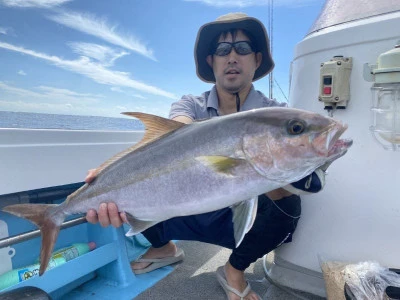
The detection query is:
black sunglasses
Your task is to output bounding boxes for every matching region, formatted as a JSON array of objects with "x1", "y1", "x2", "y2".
[{"x1": 213, "y1": 41, "x2": 255, "y2": 56}]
